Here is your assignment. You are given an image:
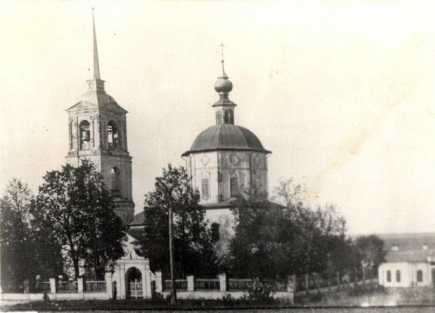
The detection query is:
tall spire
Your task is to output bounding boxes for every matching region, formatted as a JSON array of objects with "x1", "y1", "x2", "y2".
[
  {"x1": 92, "y1": 8, "x2": 101, "y2": 80},
  {"x1": 87, "y1": 8, "x2": 105, "y2": 92}
]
